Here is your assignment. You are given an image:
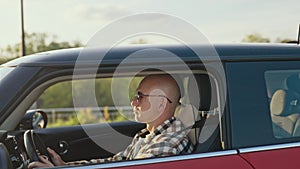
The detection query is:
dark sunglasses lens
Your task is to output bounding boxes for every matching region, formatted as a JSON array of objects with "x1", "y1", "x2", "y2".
[
  {"x1": 137, "y1": 92, "x2": 144, "y2": 100},
  {"x1": 134, "y1": 94, "x2": 142, "y2": 101}
]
